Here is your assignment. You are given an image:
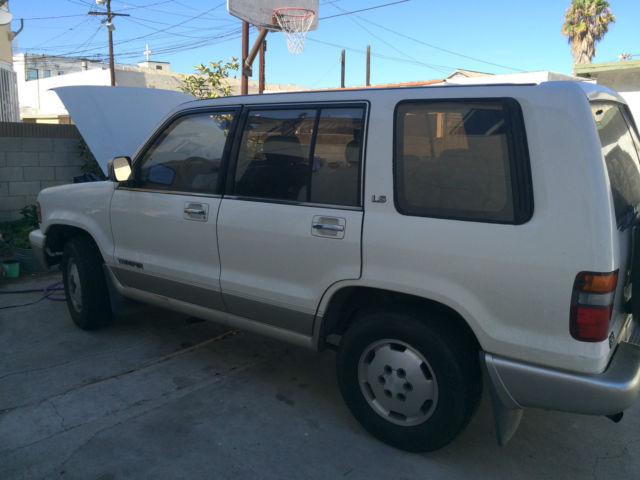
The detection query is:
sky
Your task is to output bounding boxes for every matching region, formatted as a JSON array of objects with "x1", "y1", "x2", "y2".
[{"x1": 6, "y1": 0, "x2": 640, "y2": 89}]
